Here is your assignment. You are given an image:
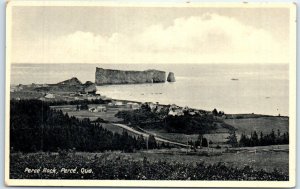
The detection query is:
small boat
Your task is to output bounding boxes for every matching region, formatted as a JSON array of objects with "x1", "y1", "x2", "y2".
[{"x1": 231, "y1": 78, "x2": 239, "y2": 81}]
